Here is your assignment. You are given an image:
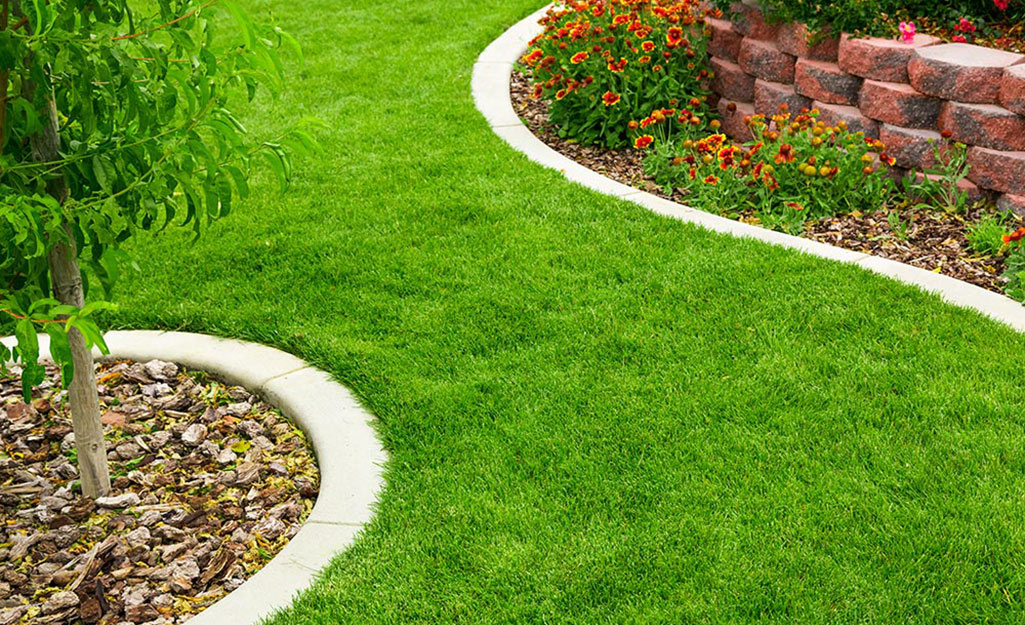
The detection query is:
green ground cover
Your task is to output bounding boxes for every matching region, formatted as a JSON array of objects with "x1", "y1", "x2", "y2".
[{"x1": 97, "y1": 0, "x2": 1025, "y2": 622}]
